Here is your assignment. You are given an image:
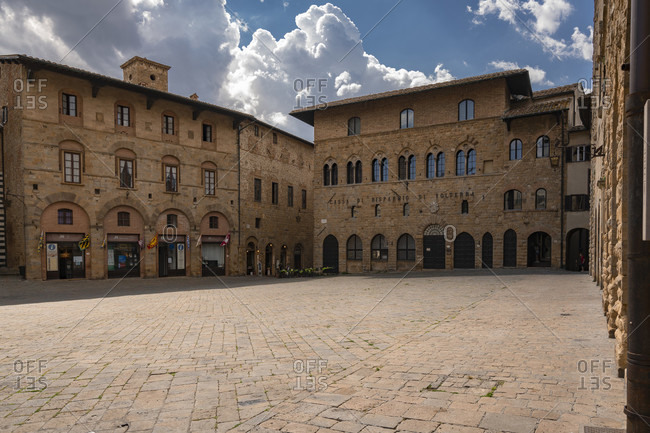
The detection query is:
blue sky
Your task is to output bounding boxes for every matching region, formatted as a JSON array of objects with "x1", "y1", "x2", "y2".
[{"x1": 0, "y1": 0, "x2": 594, "y2": 139}]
